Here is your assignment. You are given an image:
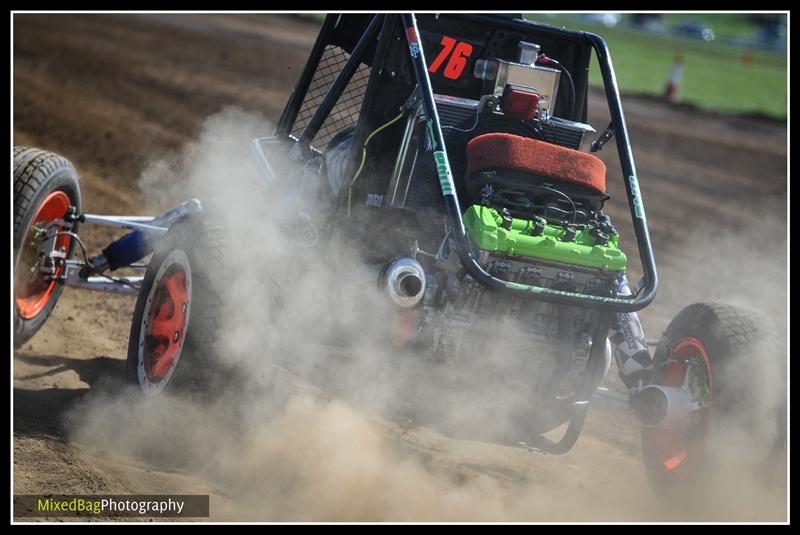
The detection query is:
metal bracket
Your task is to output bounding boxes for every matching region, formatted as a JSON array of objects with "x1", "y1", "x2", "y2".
[
  {"x1": 590, "y1": 121, "x2": 615, "y2": 152},
  {"x1": 62, "y1": 261, "x2": 142, "y2": 295}
]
